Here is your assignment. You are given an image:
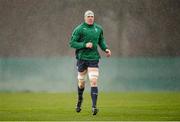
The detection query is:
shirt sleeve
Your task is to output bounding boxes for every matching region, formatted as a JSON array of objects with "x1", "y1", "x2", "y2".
[
  {"x1": 98, "y1": 29, "x2": 108, "y2": 51},
  {"x1": 69, "y1": 27, "x2": 86, "y2": 49}
]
